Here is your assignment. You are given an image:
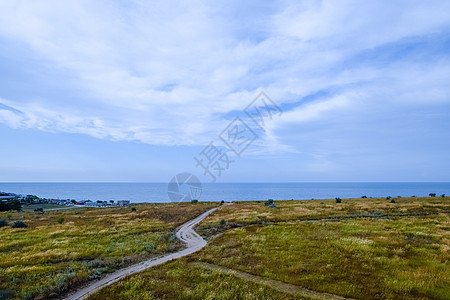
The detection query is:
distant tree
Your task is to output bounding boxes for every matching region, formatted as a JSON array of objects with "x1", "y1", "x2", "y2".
[
  {"x1": 265, "y1": 199, "x2": 274, "y2": 206},
  {"x1": 34, "y1": 207, "x2": 44, "y2": 213},
  {"x1": 220, "y1": 200, "x2": 225, "y2": 205},
  {"x1": 390, "y1": 199, "x2": 396, "y2": 203},
  {"x1": 0, "y1": 218, "x2": 8, "y2": 227},
  {"x1": 361, "y1": 196, "x2": 367, "y2": 198},
  {"x1": 191, "y1": 199, "x2": 199, "y2": 204},
  {"x1": 131, "y1": 207, "x2": 137, "y2": 212},
  {"x1": 9, "y1": 200, "x2": 22, "y2": 211},
  {"x1": 411, "y1": 195, "x2": 416, "y2": 197},
  {"x1": 441, "y1": 194, "x2": 445, "y2": 198},
  {"x1": 335, "y1": 197, "x2": 342, "y2": 203},
  {"x1": 429, "y1": 193, "x2": 436, "y2": 197},
  {"x1": 71, "y1": 200, "x2": 76, "y2": 204},
  {"x1": 110, "y1": 200, "x2": 114, "y2": 204},
  {"x1": 0, "y1": 201, "x2": 8, "y2": 212},
  {"x1": 12, "y1": 220, "x2": 28, "y2": 228}
]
